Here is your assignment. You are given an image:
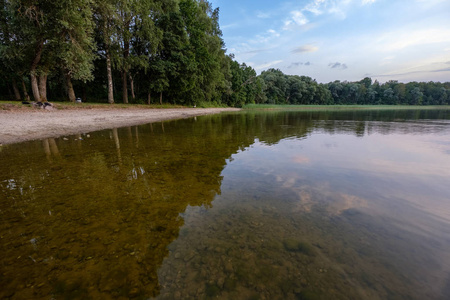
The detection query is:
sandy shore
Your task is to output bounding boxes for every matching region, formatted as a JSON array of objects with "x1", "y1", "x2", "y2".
[{"x1": 0, "y1": 107, "x2": 239, "y2": 145}]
